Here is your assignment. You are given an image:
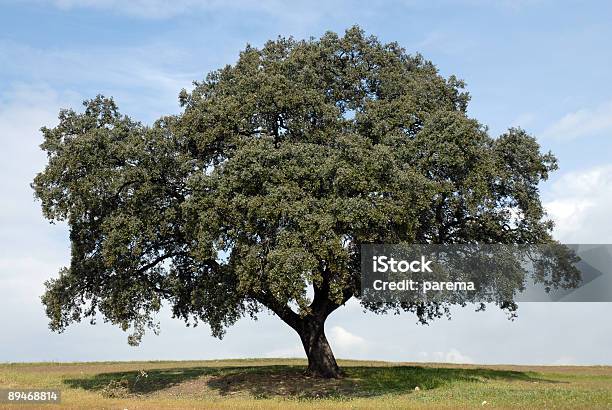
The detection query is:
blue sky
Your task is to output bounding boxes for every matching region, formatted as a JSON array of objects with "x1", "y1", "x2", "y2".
[{"x1": 1, "y1": 0, "x2": 611, "y2": 365}]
